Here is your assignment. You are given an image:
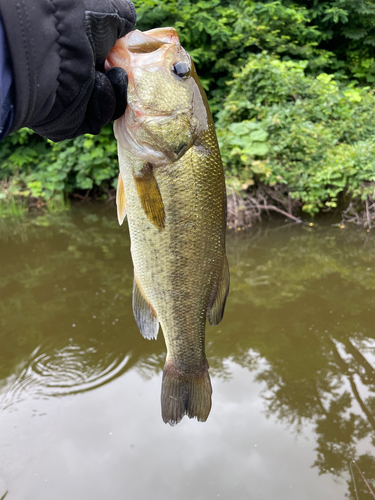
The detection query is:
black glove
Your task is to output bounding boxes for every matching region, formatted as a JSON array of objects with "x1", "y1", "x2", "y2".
[{"x1": 0, "y1": 0, "x2": 136, "y2": 141}]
